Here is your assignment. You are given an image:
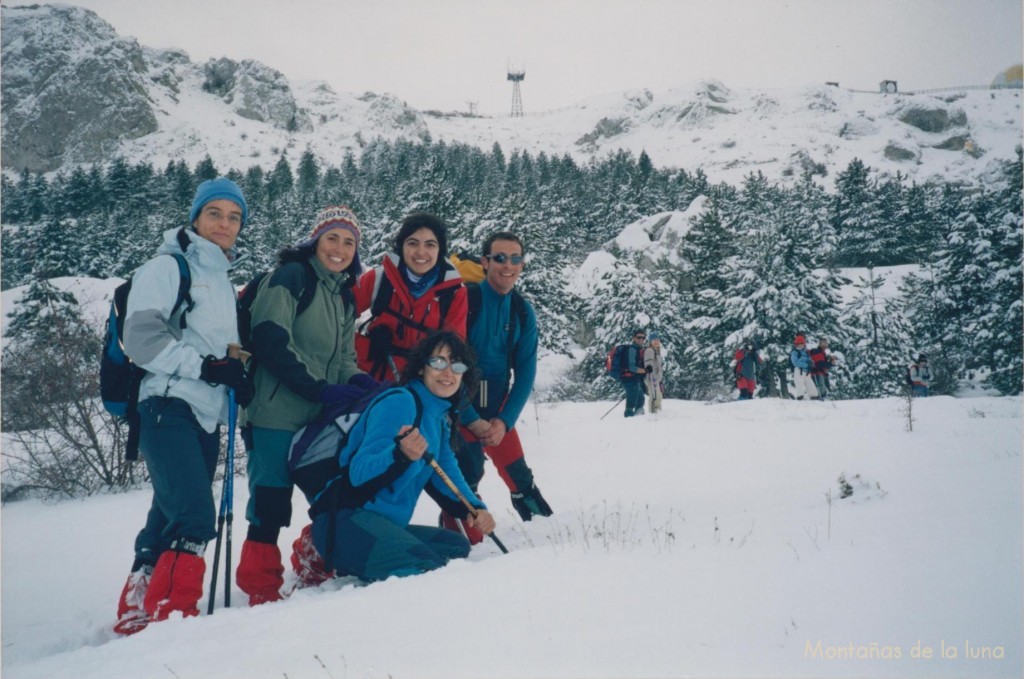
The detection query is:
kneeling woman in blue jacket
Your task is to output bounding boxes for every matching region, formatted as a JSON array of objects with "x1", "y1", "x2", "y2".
[{"x1": 311, "y1": 331, "x2": 496, "y2": 581}]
